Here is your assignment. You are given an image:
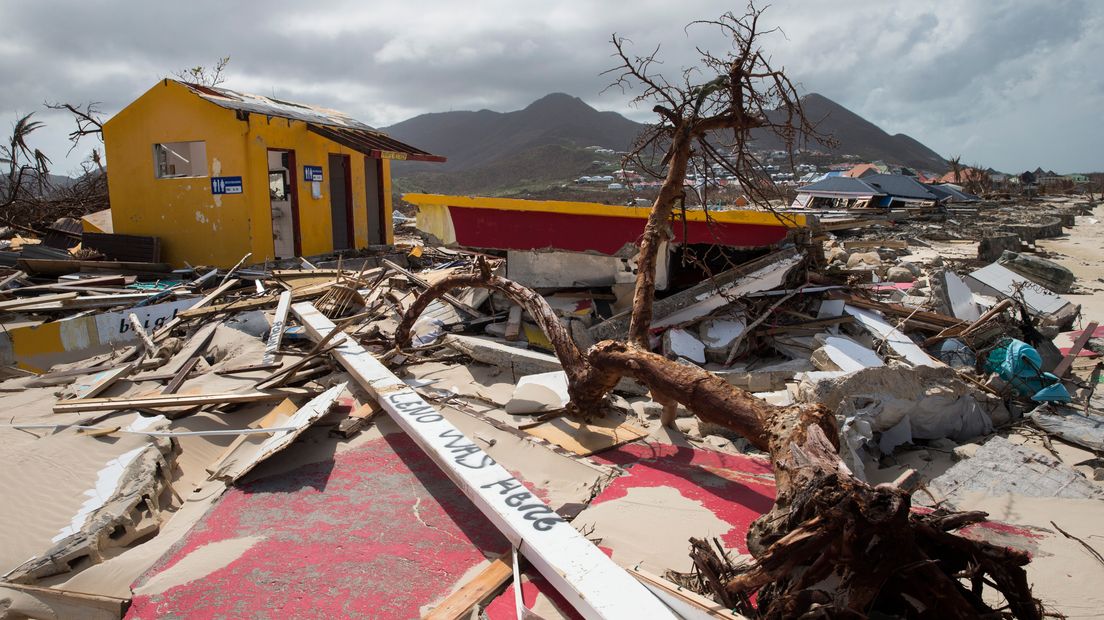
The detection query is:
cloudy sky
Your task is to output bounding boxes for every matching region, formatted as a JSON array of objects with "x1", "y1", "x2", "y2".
[{"x1": 2, "y1": 0, "x2": 1100, "y2": 175}]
